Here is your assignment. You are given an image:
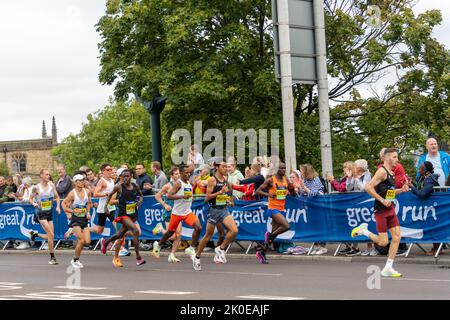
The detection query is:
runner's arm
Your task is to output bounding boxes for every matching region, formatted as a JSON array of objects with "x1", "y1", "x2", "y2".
[
  {"x1": 255, "y1": 178, "x2": 273, "y2": 198},
  {"x1": 62, "y1": 191, "x2": 74, "y2": 216},
  {"x1": 51, "y1": 182, "x2": 61, "y2": 214},
  {"x1": 155, "y1": 184, "x2": 171, "y2": 210},
  {"x1": 105, "y1": 184, "x2": 120, "y2": 213},
  {"x1": 365, "y1": 169, "x2": 390, "y2": 207},
  {"x1": 166, "y1": 181, "x2": 183, "y2": 200},
  {"x1": 205, "y1": 177, "x2": 223, "y2": 202},
  {"x1": 93, "y1": 180, "x2": 107, "y2": 198}
]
